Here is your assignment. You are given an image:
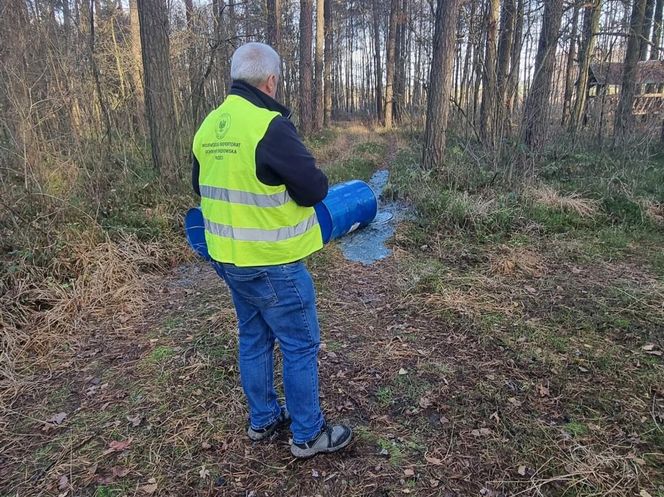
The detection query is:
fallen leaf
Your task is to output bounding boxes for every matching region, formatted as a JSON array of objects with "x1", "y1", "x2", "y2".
[
  {"x1": 537, "y1": 384, "x2": 550, "y2": 397},
  {"x1": 96, "y1": 474, "x2": 114, "y2": 485},
  {"x1": 199, "y1": 466, "x2": 210, "y2": 480},
  {"x1": 642, "y1": 344, "x2": 656, "y2": 351},
  {"x1": 398, "y1": 368, "x2": 408, "y2": 375},
  {"x1": 517, "y1": 465, "x2": 527, "y2": 476},
  {"x1": 201, "y1": 441, "x2": 212, "y2": 450},
  {"x1": 645, "y1": 350, "x2": 663, "y2": 356},
  {"x1": 311, "y1": 469, "x2": 319, "y2": 478},
  {"x1": 126, "y1": 414, "x2": 142, "y2": 427},
  {"x1": 47, "y1": 412, "x2": 67, "y2": 425},
  {"x1": 425, "y1": 454, "x2": 444, "y2": 466},
  {"x1": 578, "y1": 366, "x2": 589, "y2": 373},
  {"x1": 140, "y1": 483, "x2": 157, "y2": 495},
  {"x1": 471, "y1": 428, "x2": 492, "y2": 437},
  {"x1": 418, "y1": 395, "x2": 433, "y2": 408},
  {"x1": 85, "y1": 384, "x2": 100, "y2": 397},
  {"x1": 140, "y1": 478, "x2": 157, "y2": 494},
  {"x1": 403, "y1": 468, "x2": 415, "y2": 477},
  {"x1": 490, "y1": 411, "x2": 500, "y2": 423},
  {"x1": 525, "y1": 286, "x2": 537, "y2": 294},
  {"x1": 58, "y1": 475, "x2": 69, "y2": 490},
  {"x1": 103, "y1": 438, "x2": 133, "y2": 455},
  {"x1": 640, "y1": 491, "x2": 653, "y2": 497},
  {"x1": 508, "y1": 397, "x2": 522, "y2": 407},
  {"x1": 111, "y1": 466, "x2": 130, "y2": 478}
]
